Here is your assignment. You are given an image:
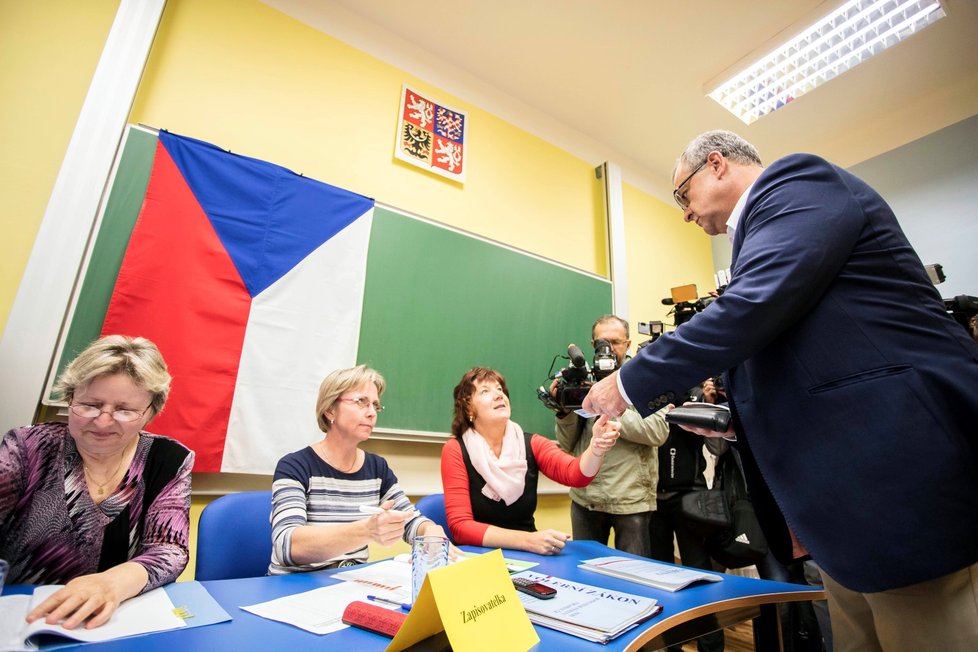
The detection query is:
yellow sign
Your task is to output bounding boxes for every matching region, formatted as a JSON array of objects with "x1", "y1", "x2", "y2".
[{"x1": 387, "y1": 549, "x2": 538, "y2": 652}]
